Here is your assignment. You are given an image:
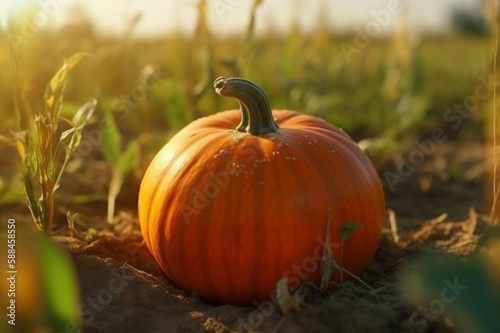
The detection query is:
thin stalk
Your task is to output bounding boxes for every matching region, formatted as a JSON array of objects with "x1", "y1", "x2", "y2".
[
  {"x1": 54, "y1": 154, "x2": 71, "y2": 193},
  {"x1": 491, "y1": 5, "x2": 500, "y2": 225},
  {"x1": 339, "y1": 238, "x2": 345, "y2": 283},
  {"x1": 42, "y1": 183, "x2": 54, "y2": 233},
  {"x1": 8, "y1": 40, "x2": 28, "y2": 132}
]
